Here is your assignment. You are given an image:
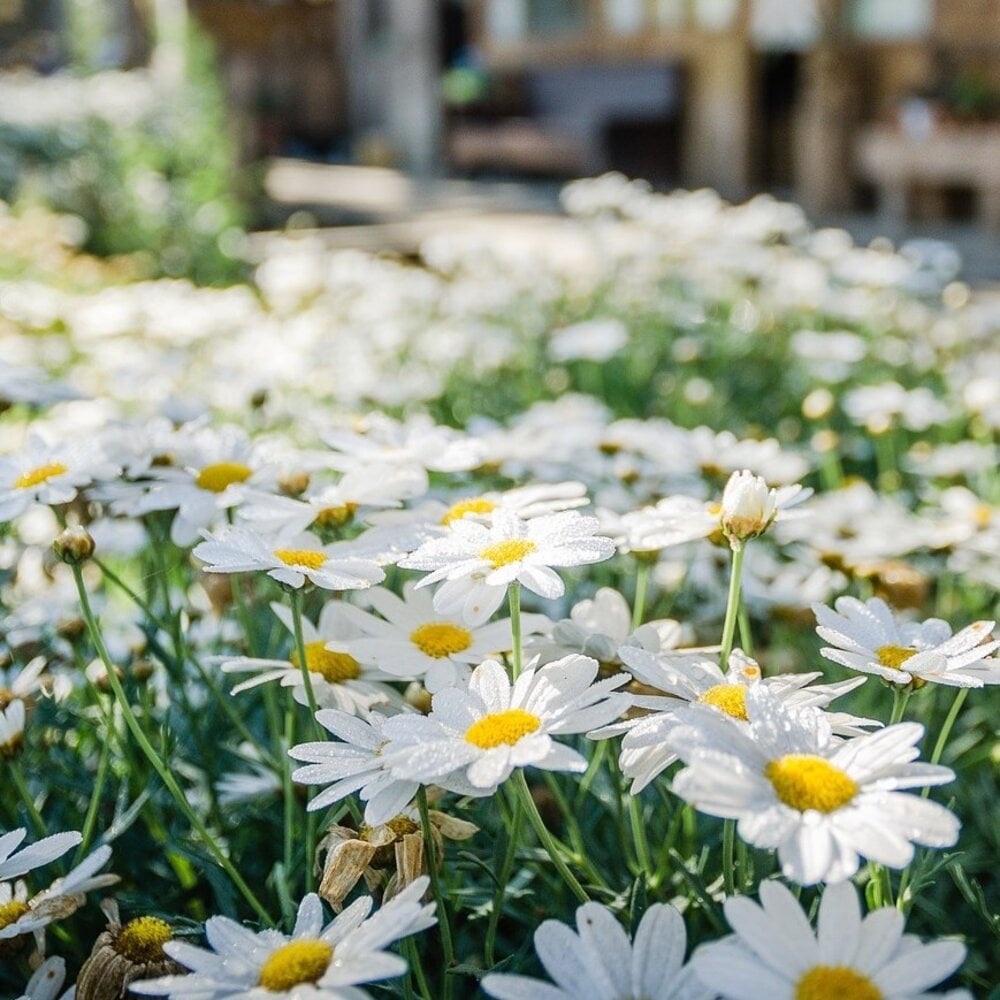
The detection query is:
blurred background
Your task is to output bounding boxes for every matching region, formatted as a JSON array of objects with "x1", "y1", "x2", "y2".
[{"x1": 1, "y1": 0, "x2": 999, "y2": 284}]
